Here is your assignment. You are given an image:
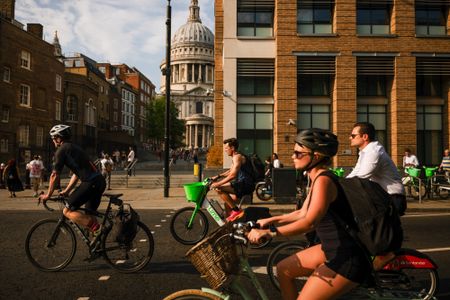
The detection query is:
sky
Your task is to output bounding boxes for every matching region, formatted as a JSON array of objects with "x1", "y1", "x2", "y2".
[{"x1": 14, "y1": 0, "x2": 214, "y2": 92}]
